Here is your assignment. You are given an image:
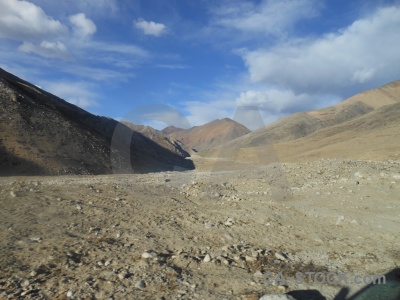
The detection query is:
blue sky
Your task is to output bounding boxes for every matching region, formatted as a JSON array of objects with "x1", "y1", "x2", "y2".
[{"x1": 1, "y1": 0, "x2": 399, "y2": 130}]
